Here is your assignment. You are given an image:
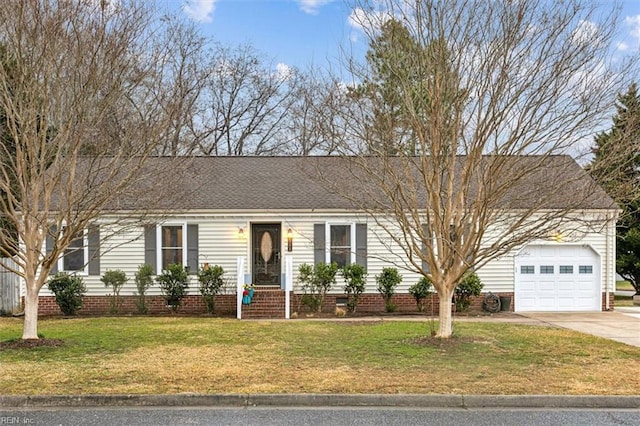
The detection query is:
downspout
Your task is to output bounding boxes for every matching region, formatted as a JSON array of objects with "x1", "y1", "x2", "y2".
[
  {"x1": 606, "y1": 209, "x2": 620, "y2": 311},
  {"x1": 605, "y1": 212, "x2": 610, "y2": 311}
]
